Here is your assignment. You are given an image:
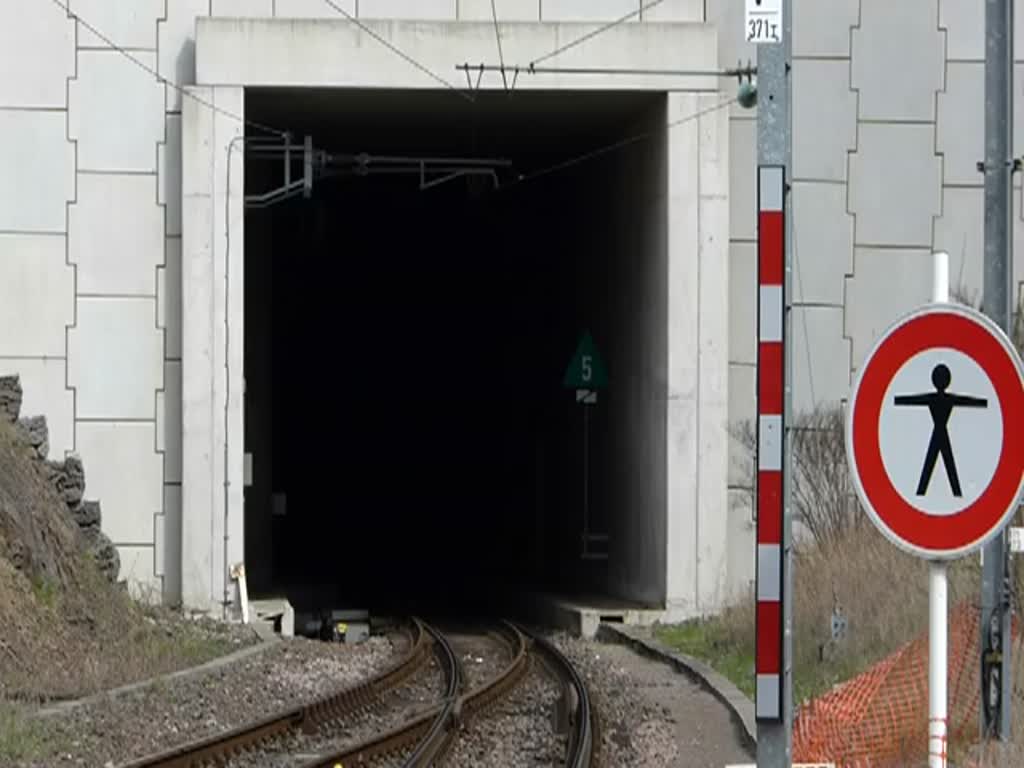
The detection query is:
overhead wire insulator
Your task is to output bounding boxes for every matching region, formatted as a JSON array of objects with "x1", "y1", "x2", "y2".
[
  {"x1": 735, "y1": 58, "x2": 757, "y2": 109},
  {"x1": 738, "y1": 81, "x2": 758, "y2": 109}
]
